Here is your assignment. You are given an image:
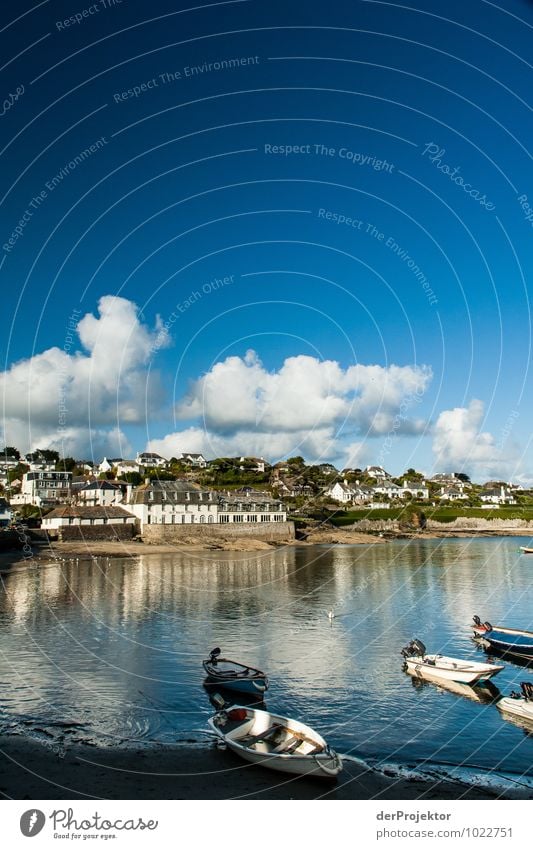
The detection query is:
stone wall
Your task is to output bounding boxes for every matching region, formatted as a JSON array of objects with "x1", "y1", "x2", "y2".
[
  {"x1": 55, "y1": 524, "x2": 137, "y2": 542},
  {"x1": 142, "y1": 521, "x2": 295, "y2": 544}
]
